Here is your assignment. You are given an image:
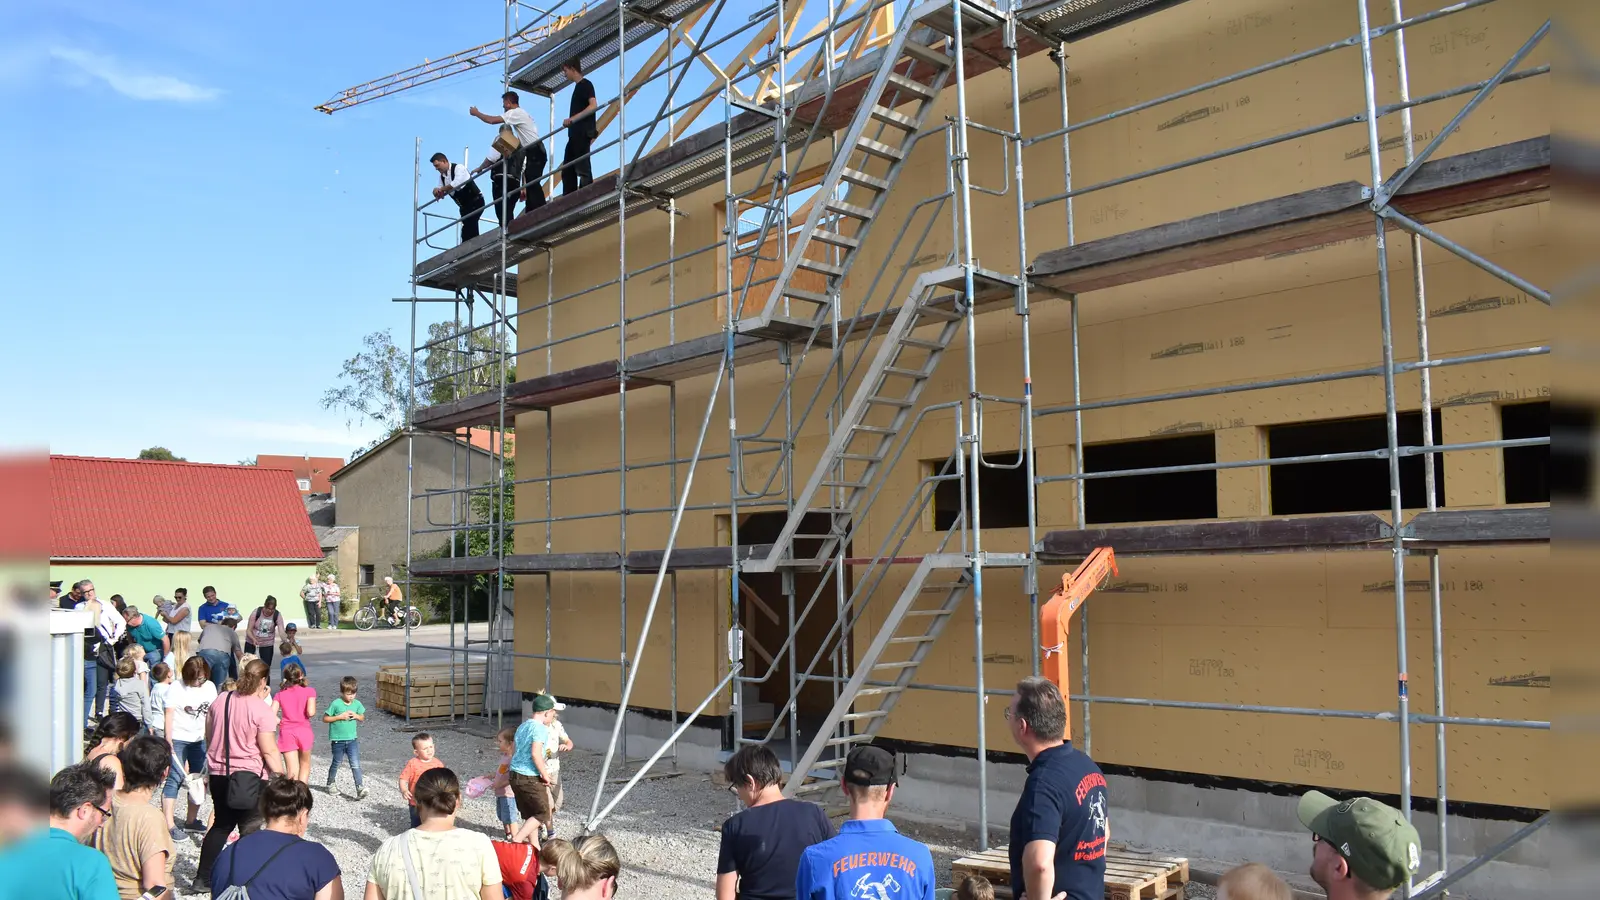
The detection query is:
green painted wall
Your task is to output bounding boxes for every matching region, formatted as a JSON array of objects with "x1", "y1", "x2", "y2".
[{"x1": 50, "y1": 563, "x2": 321, "y2": 628}]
